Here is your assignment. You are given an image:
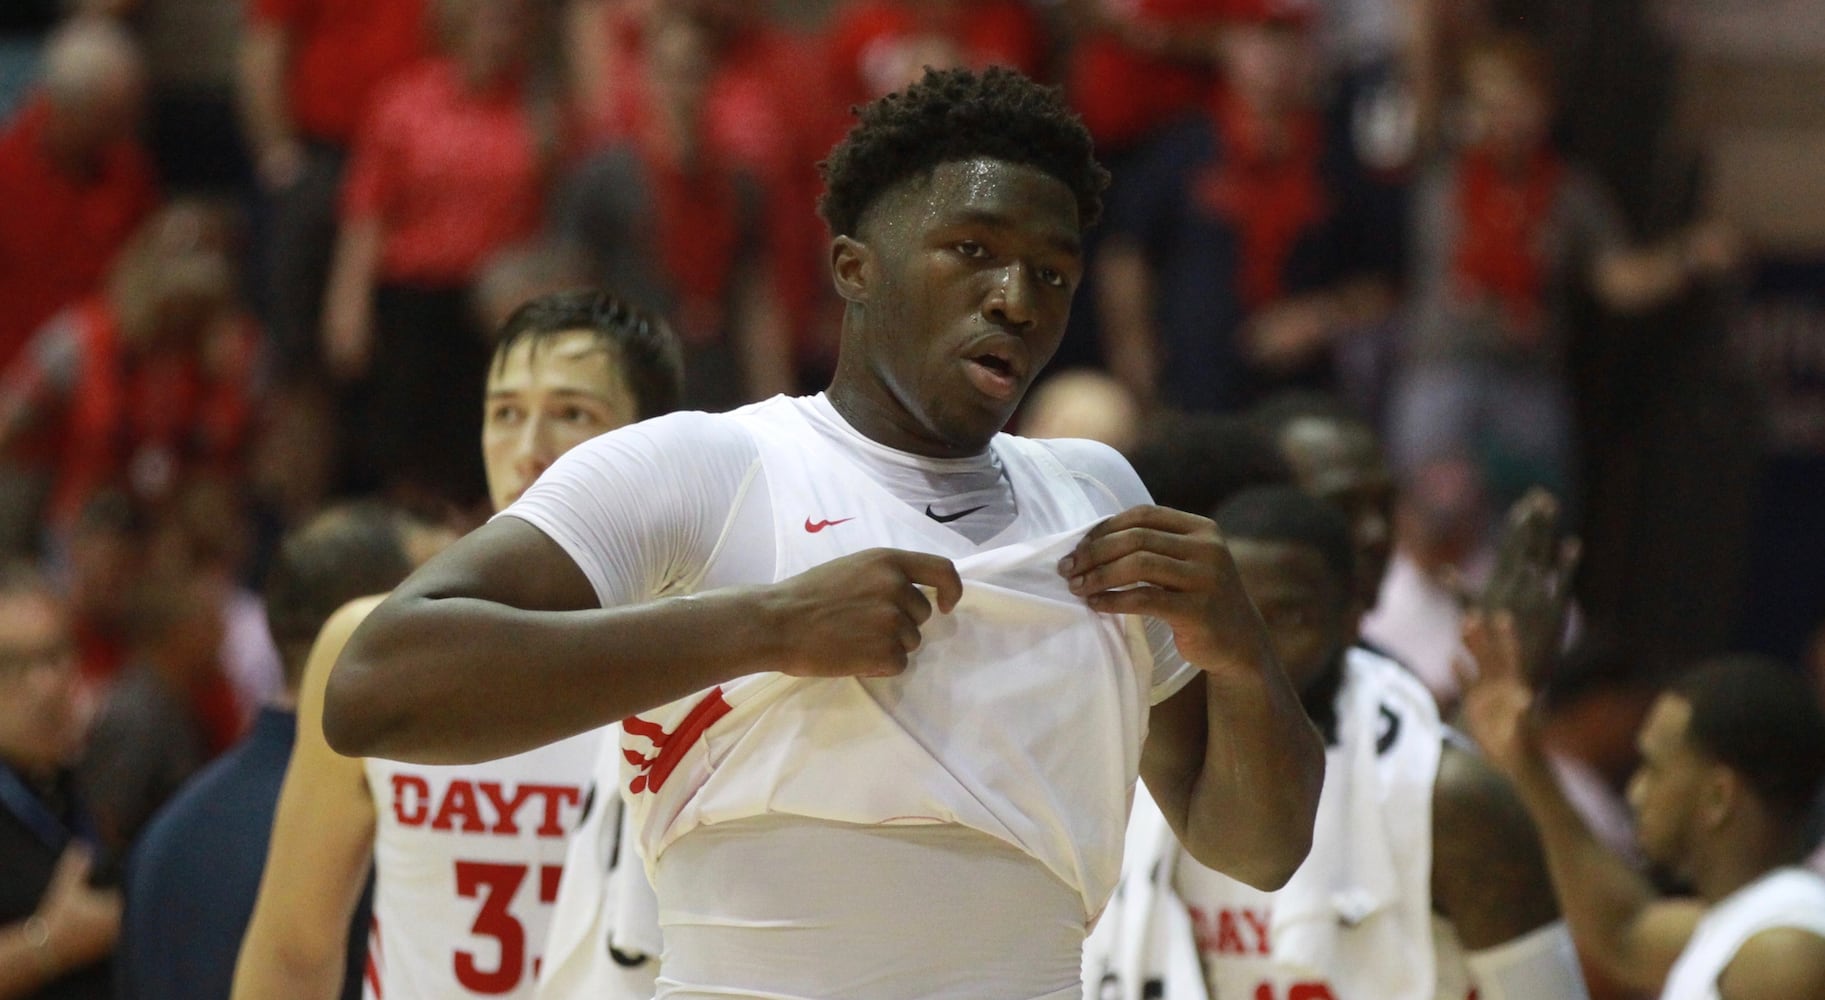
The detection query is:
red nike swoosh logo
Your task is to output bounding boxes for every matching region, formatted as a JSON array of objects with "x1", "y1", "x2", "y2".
[{"x1": 804, "y1": 517, "x2": 854, "y2": 533}]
